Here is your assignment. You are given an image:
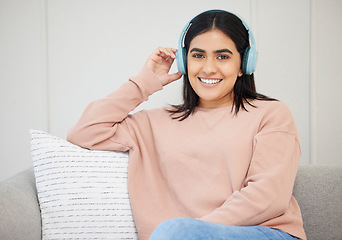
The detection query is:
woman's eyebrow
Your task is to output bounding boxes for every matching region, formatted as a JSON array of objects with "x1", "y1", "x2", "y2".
[
  {"x1": 190, "y1": 48, "x2": 205, "y2": 53},
  {"x1": 215, "y1": 49, "x2": 233, "y2": 54},
  {"x1": 189, "y1": 48, "x2": 233, "y2": 55}
]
